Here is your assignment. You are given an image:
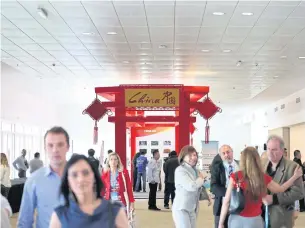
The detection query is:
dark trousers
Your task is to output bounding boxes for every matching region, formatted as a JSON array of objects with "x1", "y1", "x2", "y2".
[
  {"x1": 1, "y1": 185, "x2": 10, "y2": 198},
  {"x1": 215, "y1": 215, "x2": 229, "y2": 228},
  {"x1": 148, "y1": 183, "x2": 158, "y2": 208},
  {"x1": 18, "y1": 170, "x2": 26, "y2": 178},
  {"x1": 300, "y1": 198, "x2": 305, "y2": 211},
  {"x1": 164, "y1": 182, "x2": 175, "y2": 206}
]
